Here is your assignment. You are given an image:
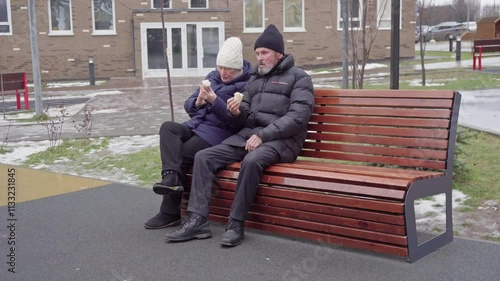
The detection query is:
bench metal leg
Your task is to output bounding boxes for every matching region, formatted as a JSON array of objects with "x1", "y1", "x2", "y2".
[
  {"x1": 405, "y1": 176, "x2": 454, "y2": 263},
  {"x1": 24, "y1": 88, "x2": 30, "y2": 110},
  {"x1": 15, "y1": 90, "x2": 21, "y2": 110}
]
